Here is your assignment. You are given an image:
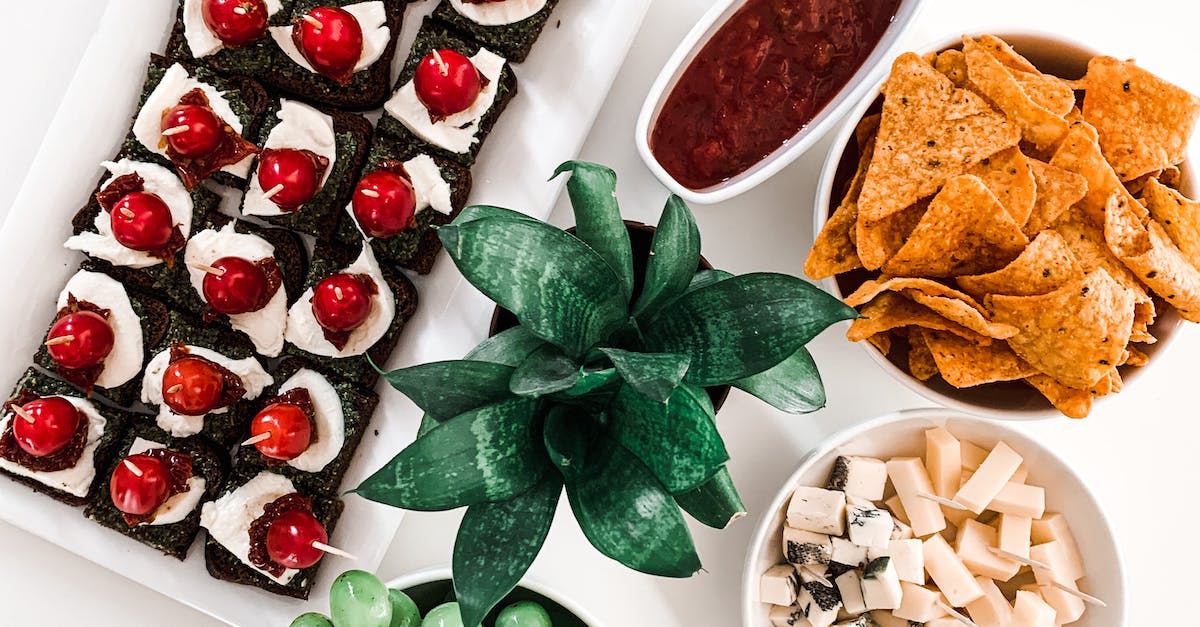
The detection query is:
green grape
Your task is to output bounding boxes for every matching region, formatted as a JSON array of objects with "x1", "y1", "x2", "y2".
[
  {"x1": 290, "y1": 613, "x2": 334, "y2": 627},
  {"x1": 330, "y1": 570, "x2": 393, "y2": 627},
  {"x1": 421, "y1": 602, "x2": 465, "y2": 627},
  {"x1": 495, "y1": 601, "x2": 553, "y2": 627},
  {"x1": 388, "y1": 589, "x2": 422, "y2": 627}
]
